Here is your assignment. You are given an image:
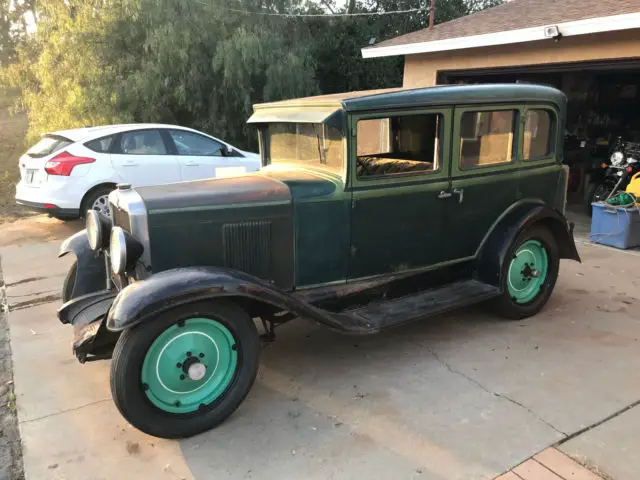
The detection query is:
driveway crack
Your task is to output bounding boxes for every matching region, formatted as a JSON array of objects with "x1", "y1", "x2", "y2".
[
  {"x1": 427, "y1": 348, "x2": 567, "y2": 437},
  {"x1": 20, "y1": 398, "x2": 112, "y2": 424}
]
